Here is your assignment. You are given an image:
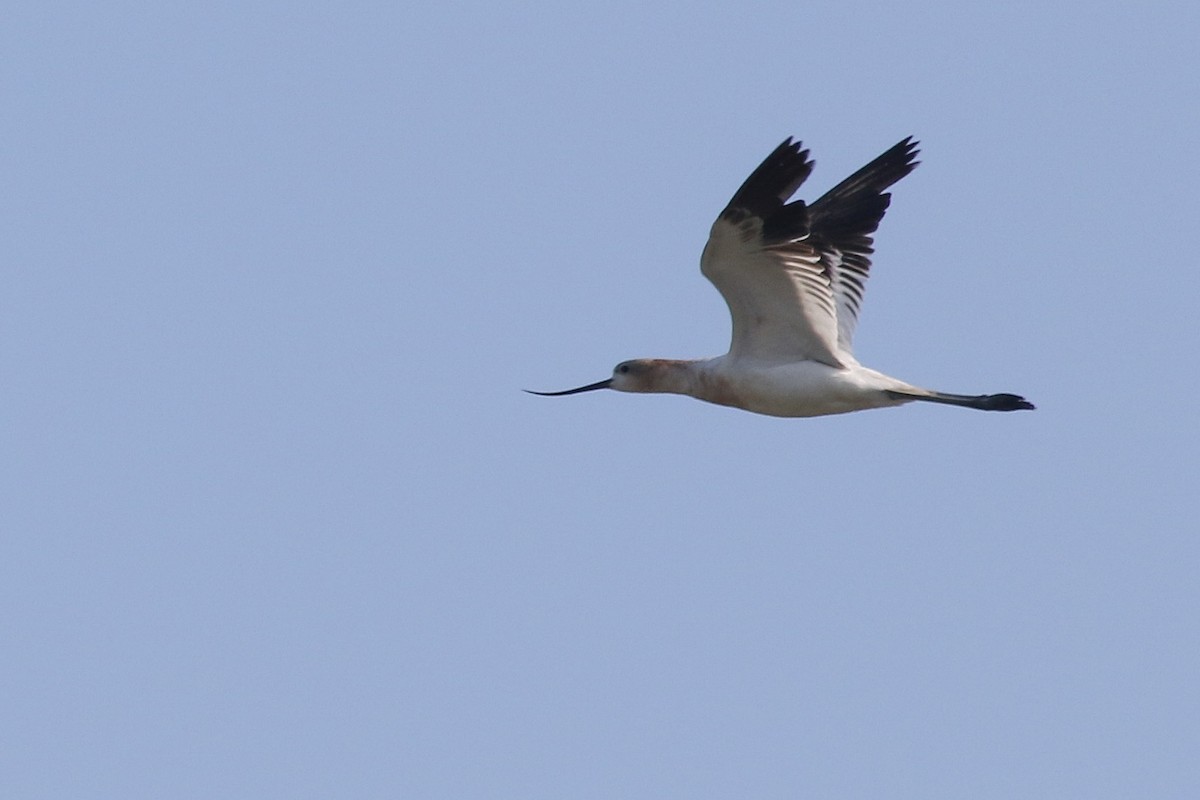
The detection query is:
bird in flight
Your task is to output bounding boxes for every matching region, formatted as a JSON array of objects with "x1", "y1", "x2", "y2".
[{"x1": 529, "y1": 137, "x2": 1034, "y2": 417}]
